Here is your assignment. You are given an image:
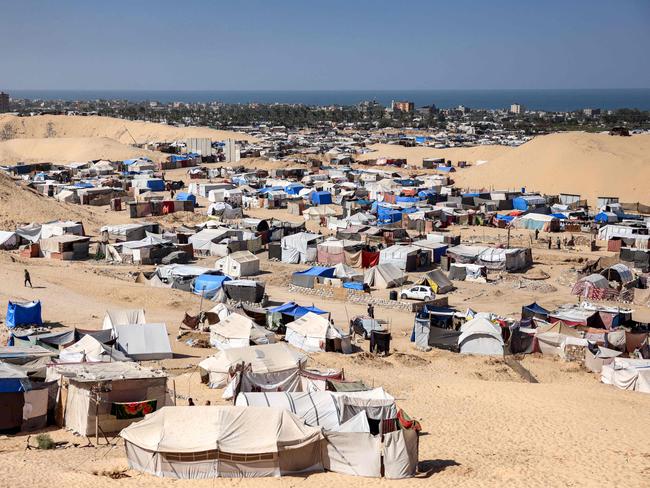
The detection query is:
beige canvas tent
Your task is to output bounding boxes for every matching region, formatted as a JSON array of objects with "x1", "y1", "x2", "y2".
[
  {"x1": 215, "y1": 250, "x2": 260, "y2": 277},
  {"x1": 209, "y1": 313, "x2": 275, "y2": 350},
  {"x1": 120, "y1": 406, "x2": 323, "y2": 479},
  {"x1": 199, "y1": 343, "x2": 307, "y2": 390},
  {"x1": 285, "y1": 312, "x2": 347, "y2": 353},
  {"x1": 363, "y1": 263, "x2": 405, "y2": 289},
  {"x1": 46, "y1": 362, "x2": 167, "y2": 436}
]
